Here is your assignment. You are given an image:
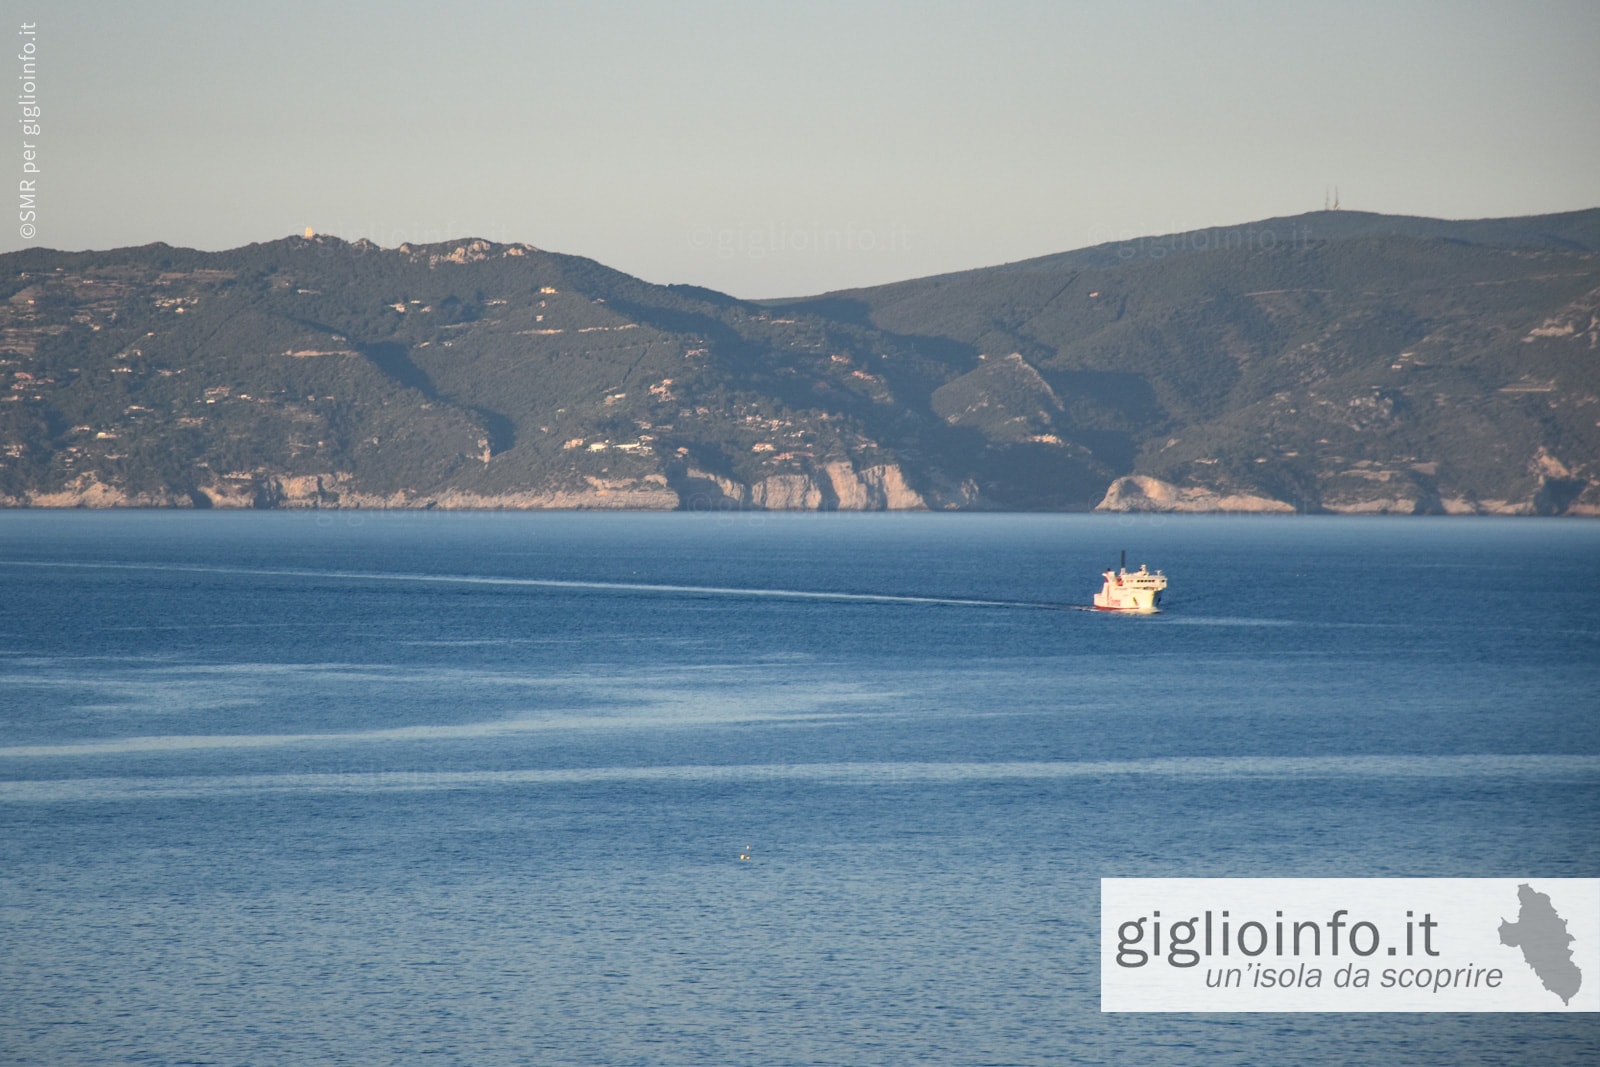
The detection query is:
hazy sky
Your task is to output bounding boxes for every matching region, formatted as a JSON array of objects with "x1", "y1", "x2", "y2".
[{"x1": 6, "y1": 0, "x2": 1599, "y2": 297}]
